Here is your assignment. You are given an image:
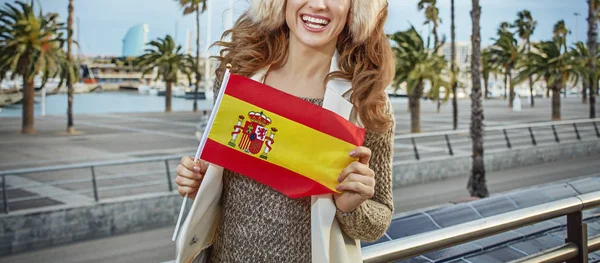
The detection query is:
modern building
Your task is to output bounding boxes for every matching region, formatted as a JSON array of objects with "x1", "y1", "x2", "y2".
[
  {"x1": 122, "y1": 24, "x2": 149, "y2": 57},
  {"x1": 437, "y1": 41, "x2": 472, "y2": 70}
]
